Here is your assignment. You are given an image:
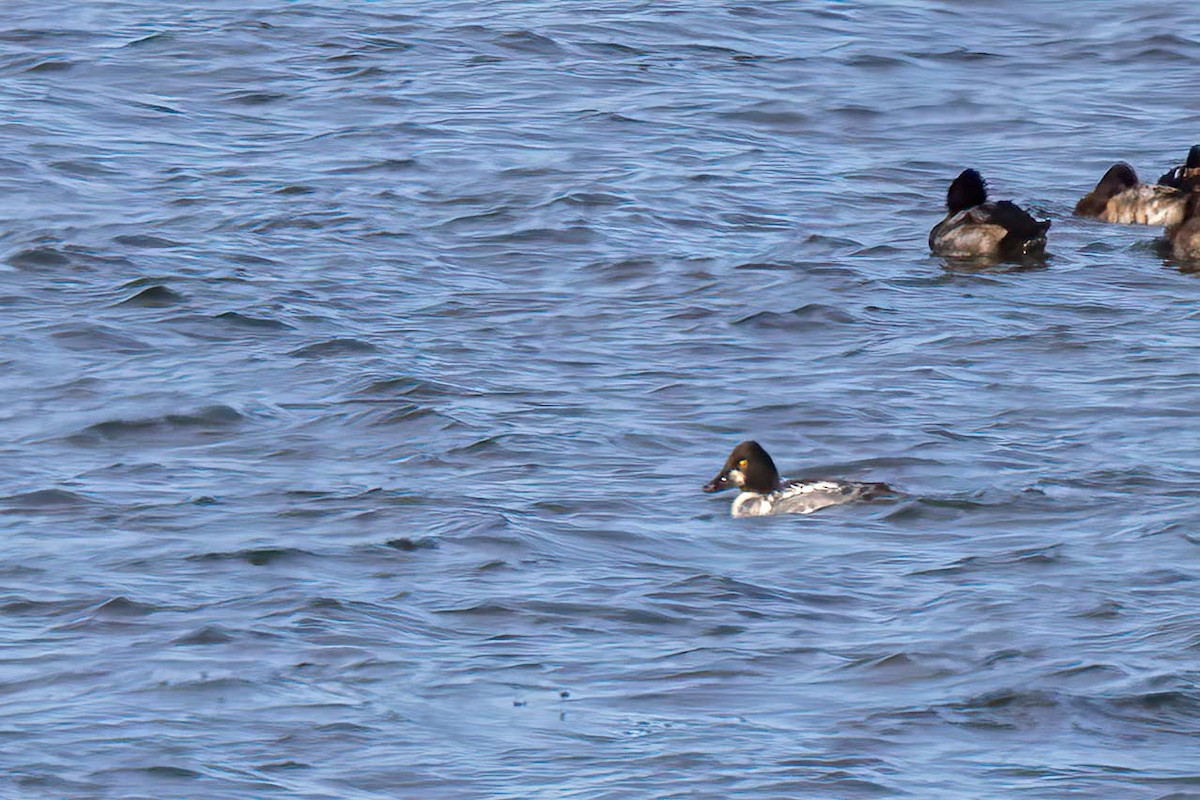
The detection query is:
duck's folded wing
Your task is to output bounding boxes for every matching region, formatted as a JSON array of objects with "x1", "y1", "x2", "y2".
[
  {"x1": 931, "y1": 215, "x2": 1007, "y2": 257},
  {"x1": 773, "y1": 480, "x2": 893, "y2": 515},
  {"x1": 1101, "y1": 185, "x2": 1187, "y2": 226},
  {"x1": 982, "y1": 201, "x2": 1049, "y2": 237}
]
